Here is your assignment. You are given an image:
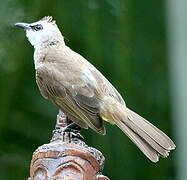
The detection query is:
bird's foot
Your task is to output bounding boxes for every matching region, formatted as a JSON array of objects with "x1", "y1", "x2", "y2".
[
  {"x1": 63, "y1": 122, "x2": 84, "y2": 140},
  {"x1": 52, "y1": 122, "x2": 84, "y2": 142},
  {"x1": 63, "y1": 122, "x2": 81, "y2": 132}
]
